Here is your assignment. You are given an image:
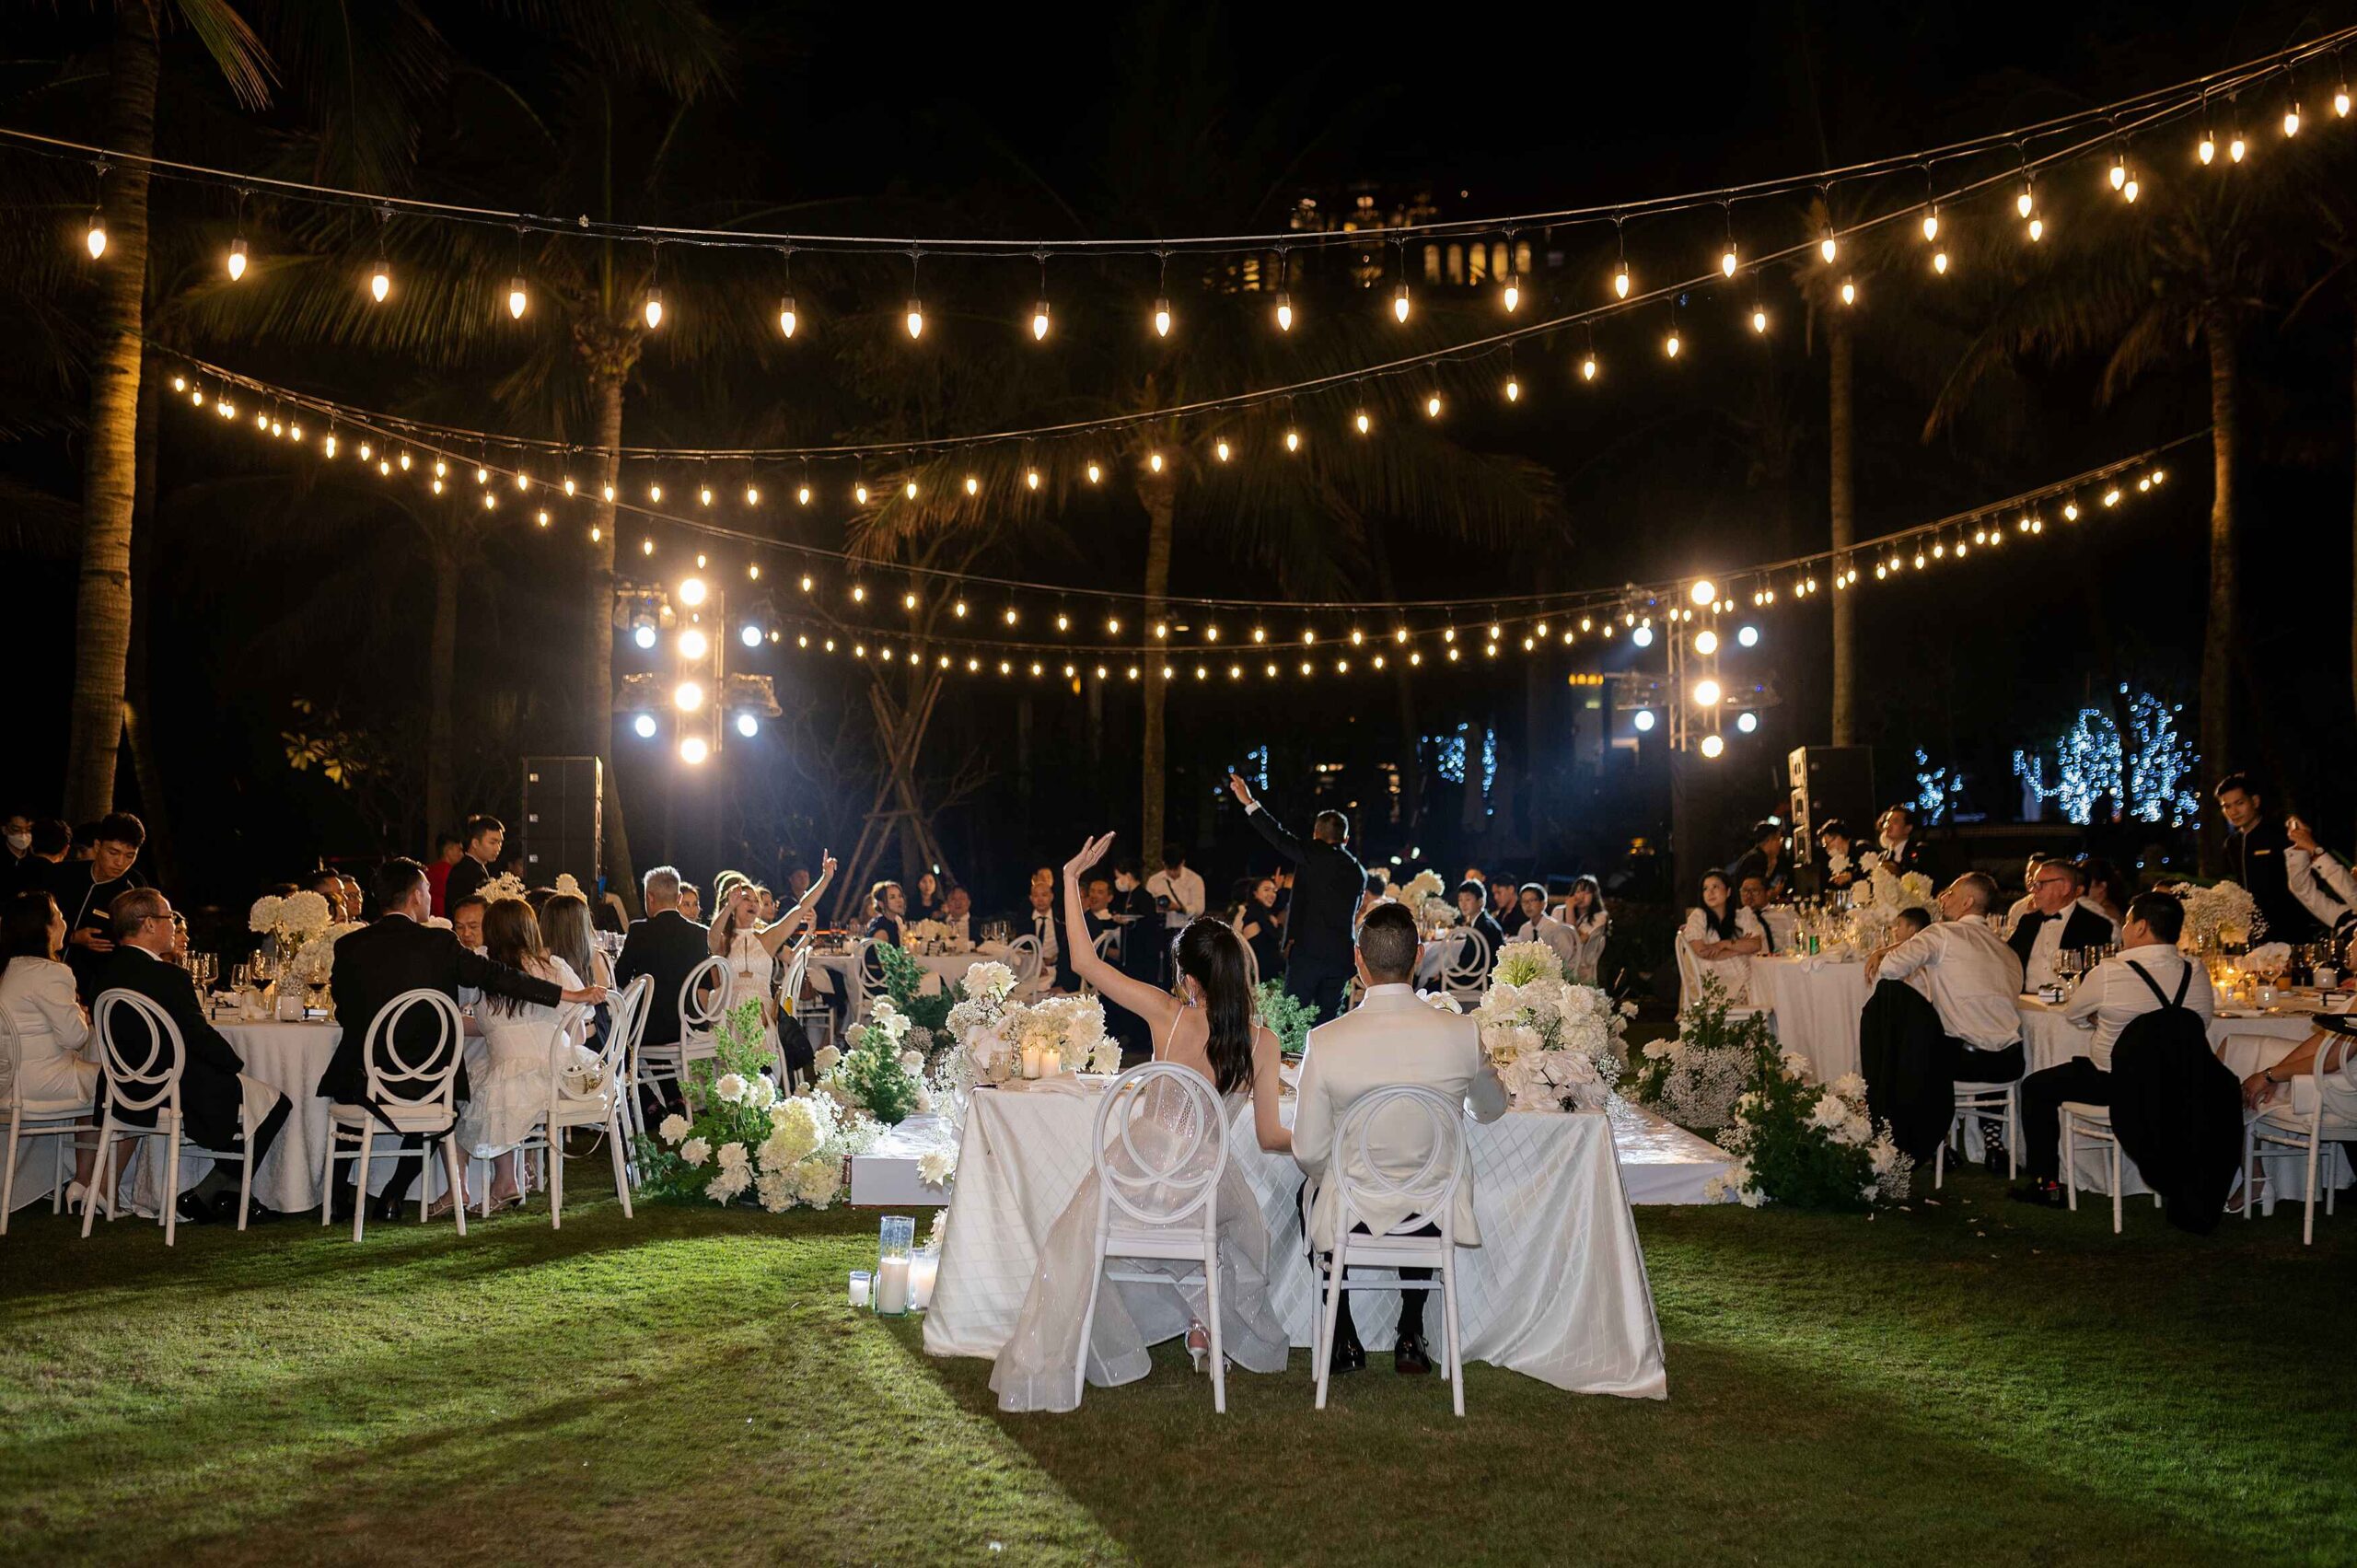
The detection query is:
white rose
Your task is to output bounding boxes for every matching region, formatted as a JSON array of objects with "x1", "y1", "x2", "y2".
[
  {"x1": 897, "y1": 1049, "x2": 925, "y2": 1074},
  {"x1": 657, "y1": 1113, "x2": 691, "y2": 1144},
  {"x1": 716, "y1": 1140, "x2": 750, "y2": 1171},
  {"x1": 714, "y1": 1073, "x2": 748, "y2": 1104},
  {"x1": 747, "y1": 1075, "x2": 779, "y2": 1110},
  {"x1": 813, "y1": 1045, "x2": 841, "y2": 1074},
  {"x1": 918, "y1": 1148, "x2": 957, "y2": 1187},
  {"x1": 679, "y1": 1137, "x2": 712, "y2": 1167}
]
